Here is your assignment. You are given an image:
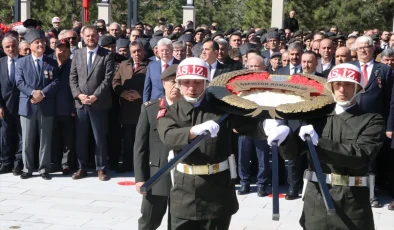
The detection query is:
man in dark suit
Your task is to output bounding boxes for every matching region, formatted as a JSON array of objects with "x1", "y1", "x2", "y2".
[
  {"x1": 351, "y1": 36, "x2": 394, "y2": 208},
  {"x1": 15, "y1": 29, "x2": 59, "y2": 180},
  {"x1": 316, "y1": 39, "x2": 335, "y2": 74},
  {"x1": 112, "y1": 40, "x2": 148, "y2": 172},
  {"x1": 143, "y1": 38, "x2": 180, "y2": 102},
  {"x1": 322, "y1": 47, "x2": 352, "y2": 77},
  {"x1": 283, "y1": 10, "x2": 299, "y2": 32},
  {"x1": 69, "y1": 26, "x2": 115, "y2": 181},
  {"x1": 134, "y1": 64, "x2": 181, "y2": 230},
  {"x1": 276, "y1": 42, "x2": 306, "y2": 199},
  {"x1": 201, "y1": 40, "x2": 232, "y2": 81},
  {"x1": 277, "y1": 43, "x2": 303, "y2": 75},
  {"x1": 216, "y1": 38, "x2": 242, "y2": 71},
  {"x1": 0, "y1": 36, "x2": 23, "y2": 175},
  {"x1": 261, "y1": 32, "x2": 280, "y2": 59},
  {"x1": 51, "y1": 39, "x2": 75, "y2": 174},
  {"x1": 301, "y1": 51, "x2": 323, "y2": 76}
]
